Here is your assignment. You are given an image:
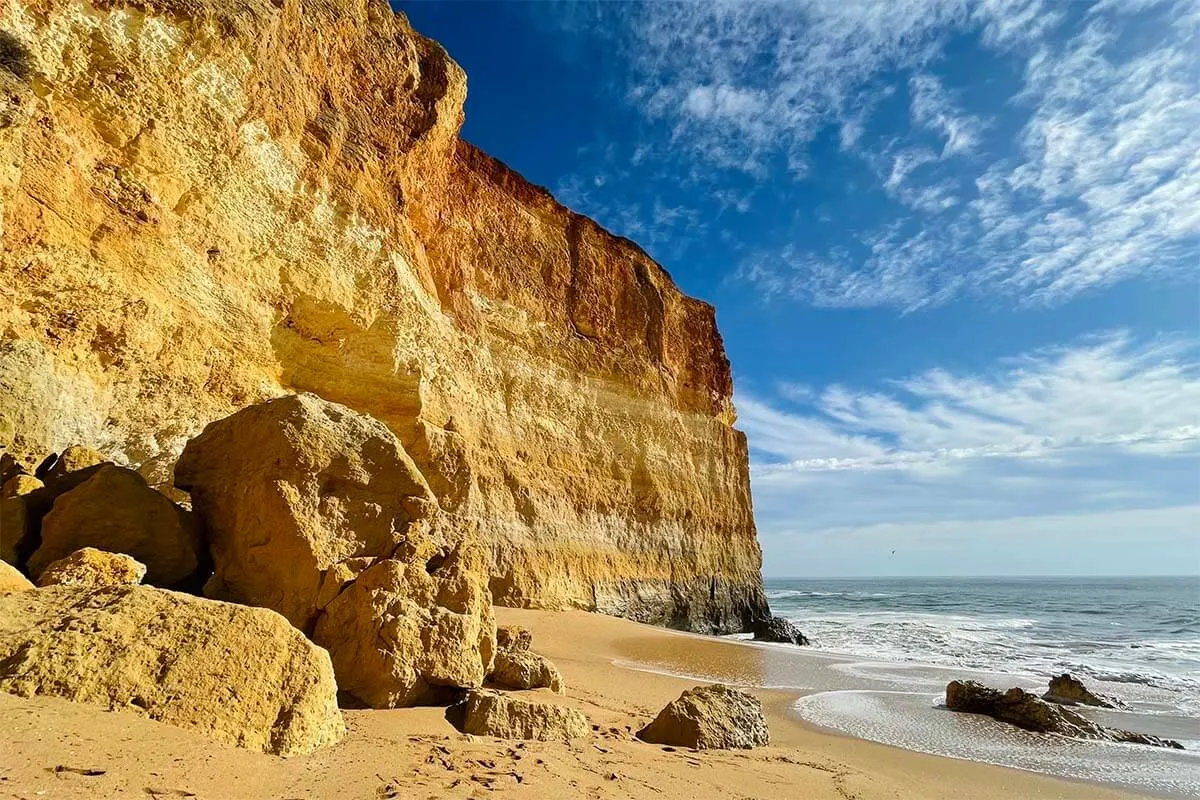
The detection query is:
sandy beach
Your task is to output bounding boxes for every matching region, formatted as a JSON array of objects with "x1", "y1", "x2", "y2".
[{"x1": 0, "y1": 607, "x2": 1155, "y2": 800}]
